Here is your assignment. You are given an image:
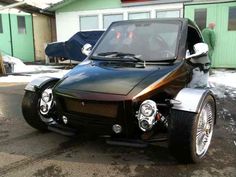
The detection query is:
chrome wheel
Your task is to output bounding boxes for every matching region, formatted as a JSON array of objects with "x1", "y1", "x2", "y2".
[{"x1": 196, "y1": 102, "x2": 214, "y2": 156}]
